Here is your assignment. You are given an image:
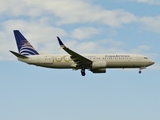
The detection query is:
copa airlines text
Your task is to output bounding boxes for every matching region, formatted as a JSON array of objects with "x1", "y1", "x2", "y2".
[{"x1": 10, "y1": 30, "x2": 155, "y2": 76}]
